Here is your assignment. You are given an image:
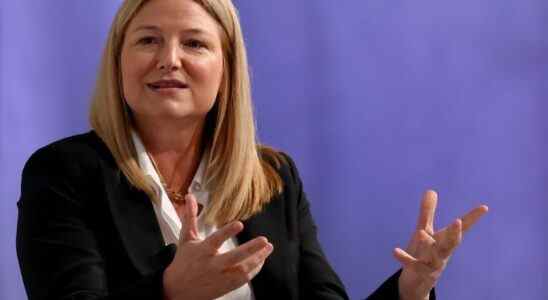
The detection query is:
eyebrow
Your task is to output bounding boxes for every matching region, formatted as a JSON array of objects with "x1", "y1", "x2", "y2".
[{"x1": 131, "y1": 25, "x2": 209, "y2": 36}]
